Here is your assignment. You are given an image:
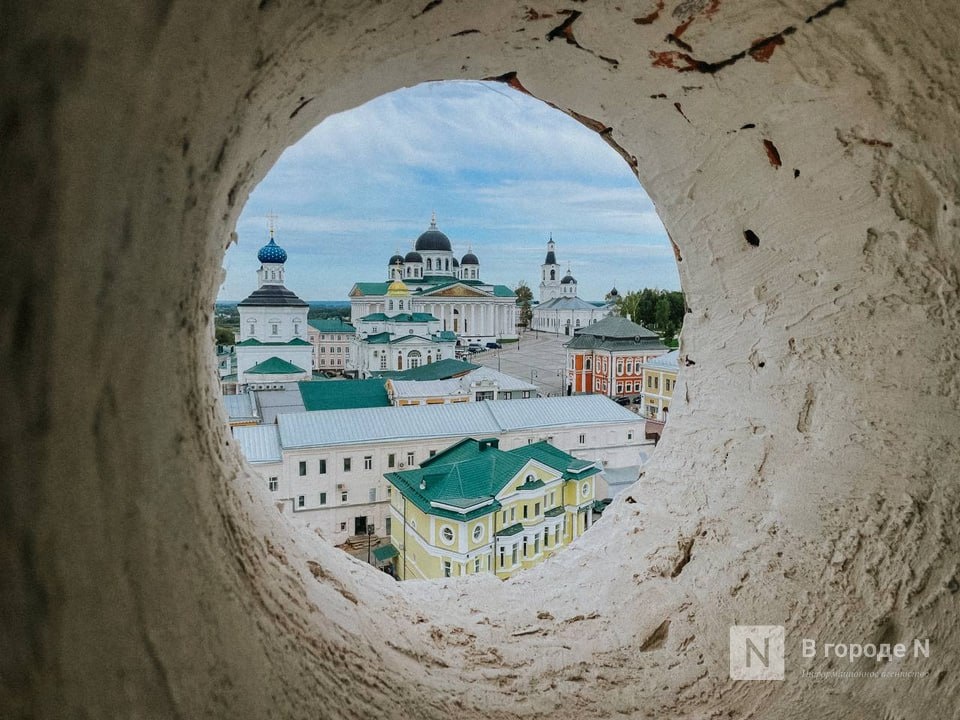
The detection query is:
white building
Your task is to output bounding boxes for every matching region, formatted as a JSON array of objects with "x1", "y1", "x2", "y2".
[
  {"x1": 350, "y1": 279, "x2": 458, "y2": 377},
  {"x1": 349, "y1": 215, "x2": 518, "y2": 349},
  {"x1": 532, "y1": 237, "x2": 612, "y2": 335},
  {"x1": 233, "y1": 395, "x2": 647, "y2": 545},
  {"x1": 235, "y1": 232, "x2": 313, "y2": 386},
  {"x1": 386, "y1": 365, "x2": 537, "y2": 405}
]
